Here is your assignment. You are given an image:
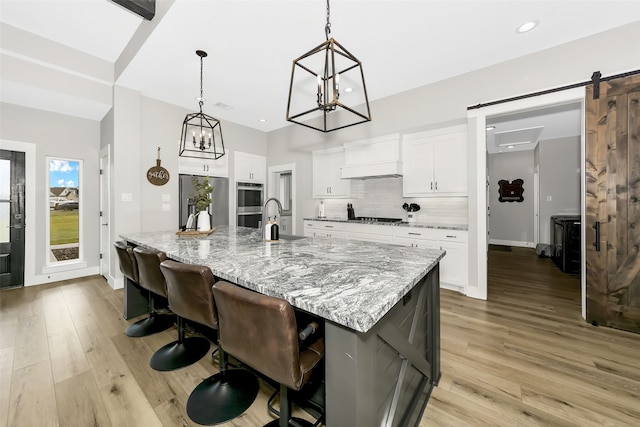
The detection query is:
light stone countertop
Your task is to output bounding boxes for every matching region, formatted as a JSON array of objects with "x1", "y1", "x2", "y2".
[
  {"x1": 121, "y1": 225, "x2": 444, "y2": 333},
  {"x1": 304, "y1": 217, "x2": 468, "y2": 231}
]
